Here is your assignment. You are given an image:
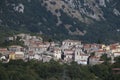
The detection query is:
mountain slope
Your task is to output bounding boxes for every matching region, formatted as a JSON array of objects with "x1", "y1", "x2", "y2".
[{"x1": 0, "y1": 0, "x2": 120, "y2": 43}]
